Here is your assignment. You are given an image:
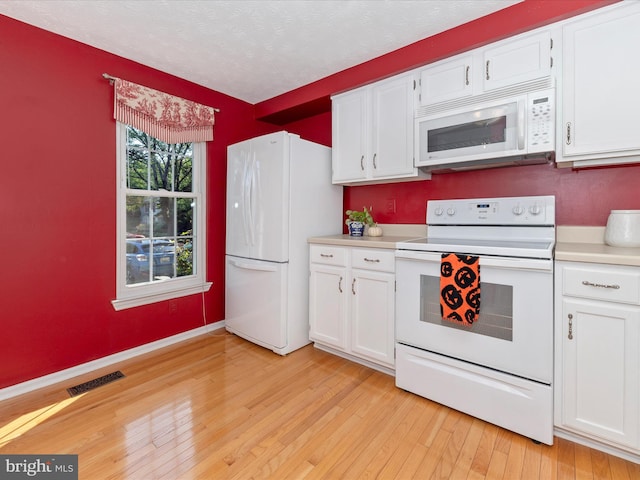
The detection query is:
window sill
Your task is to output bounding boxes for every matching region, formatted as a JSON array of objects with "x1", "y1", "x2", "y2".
[{"x1": 111, "y1": 282, "x2": 212, "y2": 311}]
